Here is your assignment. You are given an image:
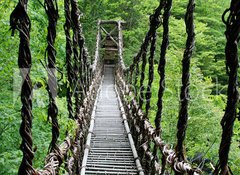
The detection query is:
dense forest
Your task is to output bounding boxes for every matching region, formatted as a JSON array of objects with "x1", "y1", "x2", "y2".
[{"x1": 0, "y1": 0, "x2": 239, "y2": 174}]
